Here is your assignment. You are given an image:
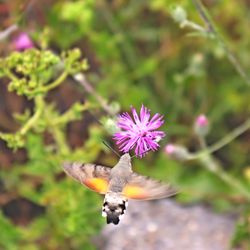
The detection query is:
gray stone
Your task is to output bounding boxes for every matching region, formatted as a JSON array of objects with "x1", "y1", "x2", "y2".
[{"x1": 96, "y1": 200, "x2": 236, "y2": 250}]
